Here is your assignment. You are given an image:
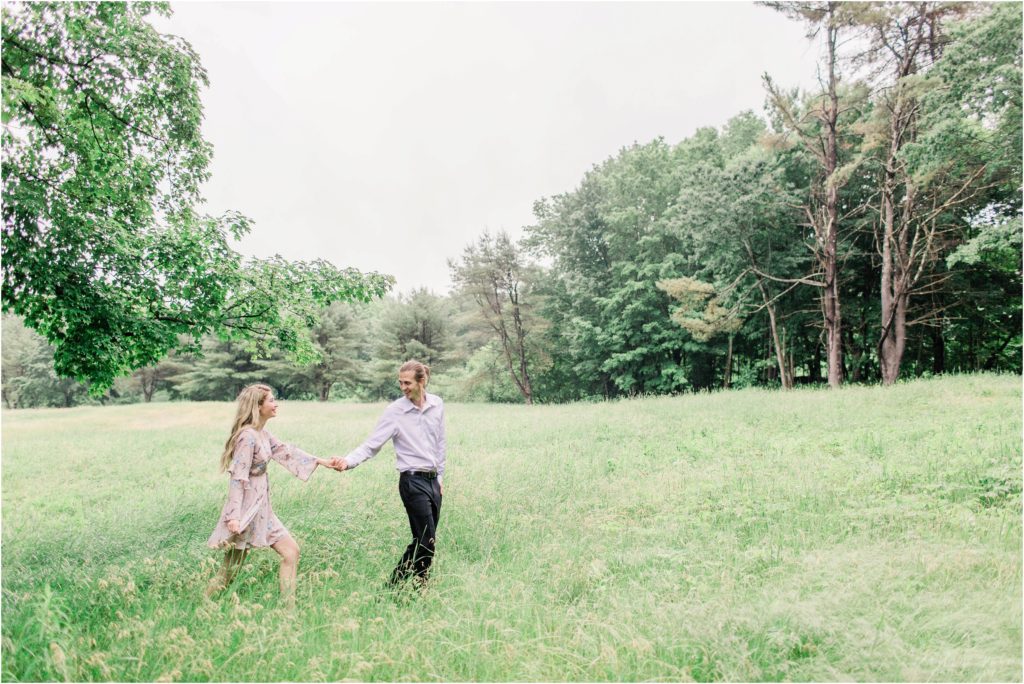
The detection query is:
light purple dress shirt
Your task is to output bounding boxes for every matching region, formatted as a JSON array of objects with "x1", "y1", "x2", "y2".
[{"x1": 343, "y1": 393, "x2": 447, "y2": 482}]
